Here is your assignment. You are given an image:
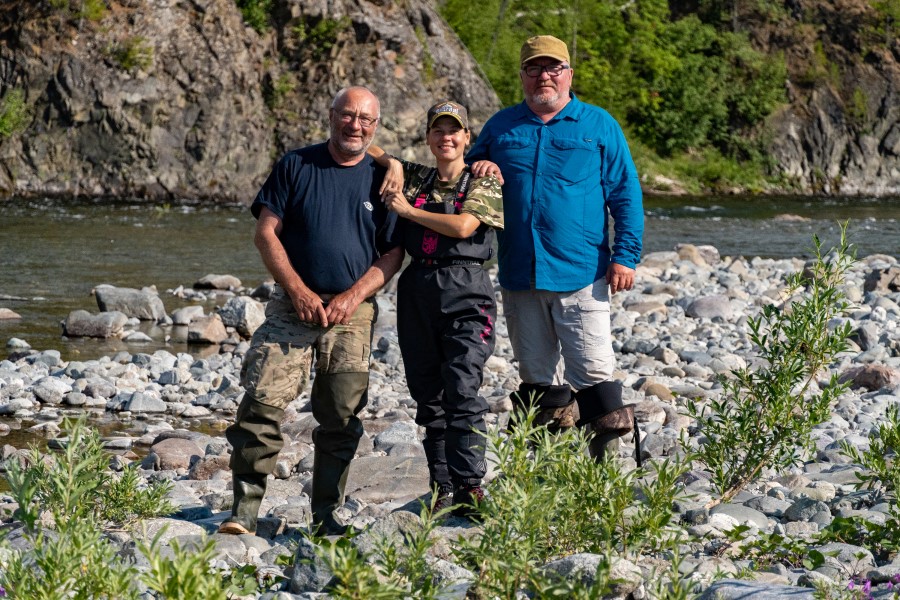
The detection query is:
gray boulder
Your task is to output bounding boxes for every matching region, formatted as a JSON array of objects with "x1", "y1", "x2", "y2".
[
  {"x1": 217, "y1": 296, "x2": 265, "y2": 338},
  {"x1": 187, "y1": 314, "x2": 228, "y2": 344},
  {"x1": 62, "y1": 310, "x2": 128, "y2": 338},
  {"x1": 94, "y1": 285, "x2": 167, "y2": 322}
]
